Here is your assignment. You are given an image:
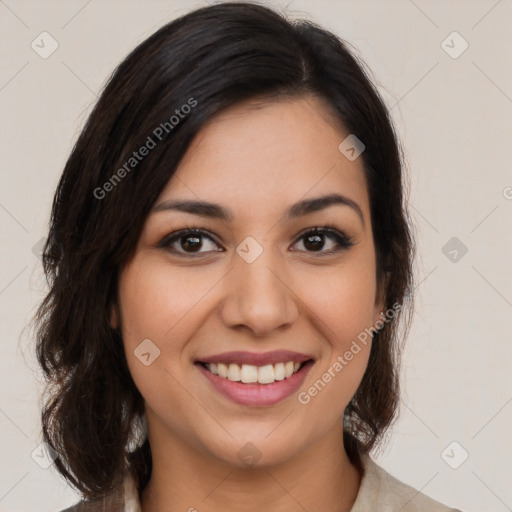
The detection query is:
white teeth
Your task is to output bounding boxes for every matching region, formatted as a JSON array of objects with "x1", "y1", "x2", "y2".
[
  {"x1": 217, "y1": 363, "x2": 228, "y2": 378},
  {"x1": 227, "y1": 363, "x2": 241, "y2": 381},
  {"x1": 258, "y1": 364, "x2": 275, "y2": 384},
  {"x1": 240, "y1": 364, "x2": 258, "y2": 383},
  {"x1": 204, "y1": 360, "x2": 306, "y2": 384},
  {"x1": 274, "y1": 362, "x2": 285, "y2": 380}
]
